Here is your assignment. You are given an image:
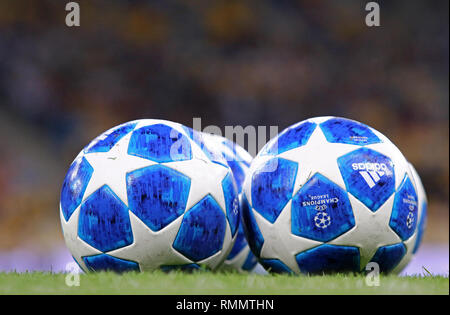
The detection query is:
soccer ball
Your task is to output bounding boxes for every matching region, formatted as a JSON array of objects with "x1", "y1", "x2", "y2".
[
  {"x1": 241, "y1": 116, "x2": 420, "y2": 274},
  {"x1": 60, "y1": 119, "x2": 239, "y2": 272},
  {"x1": 196, "y1": 132, "x2": 262, "y2": 272}
]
